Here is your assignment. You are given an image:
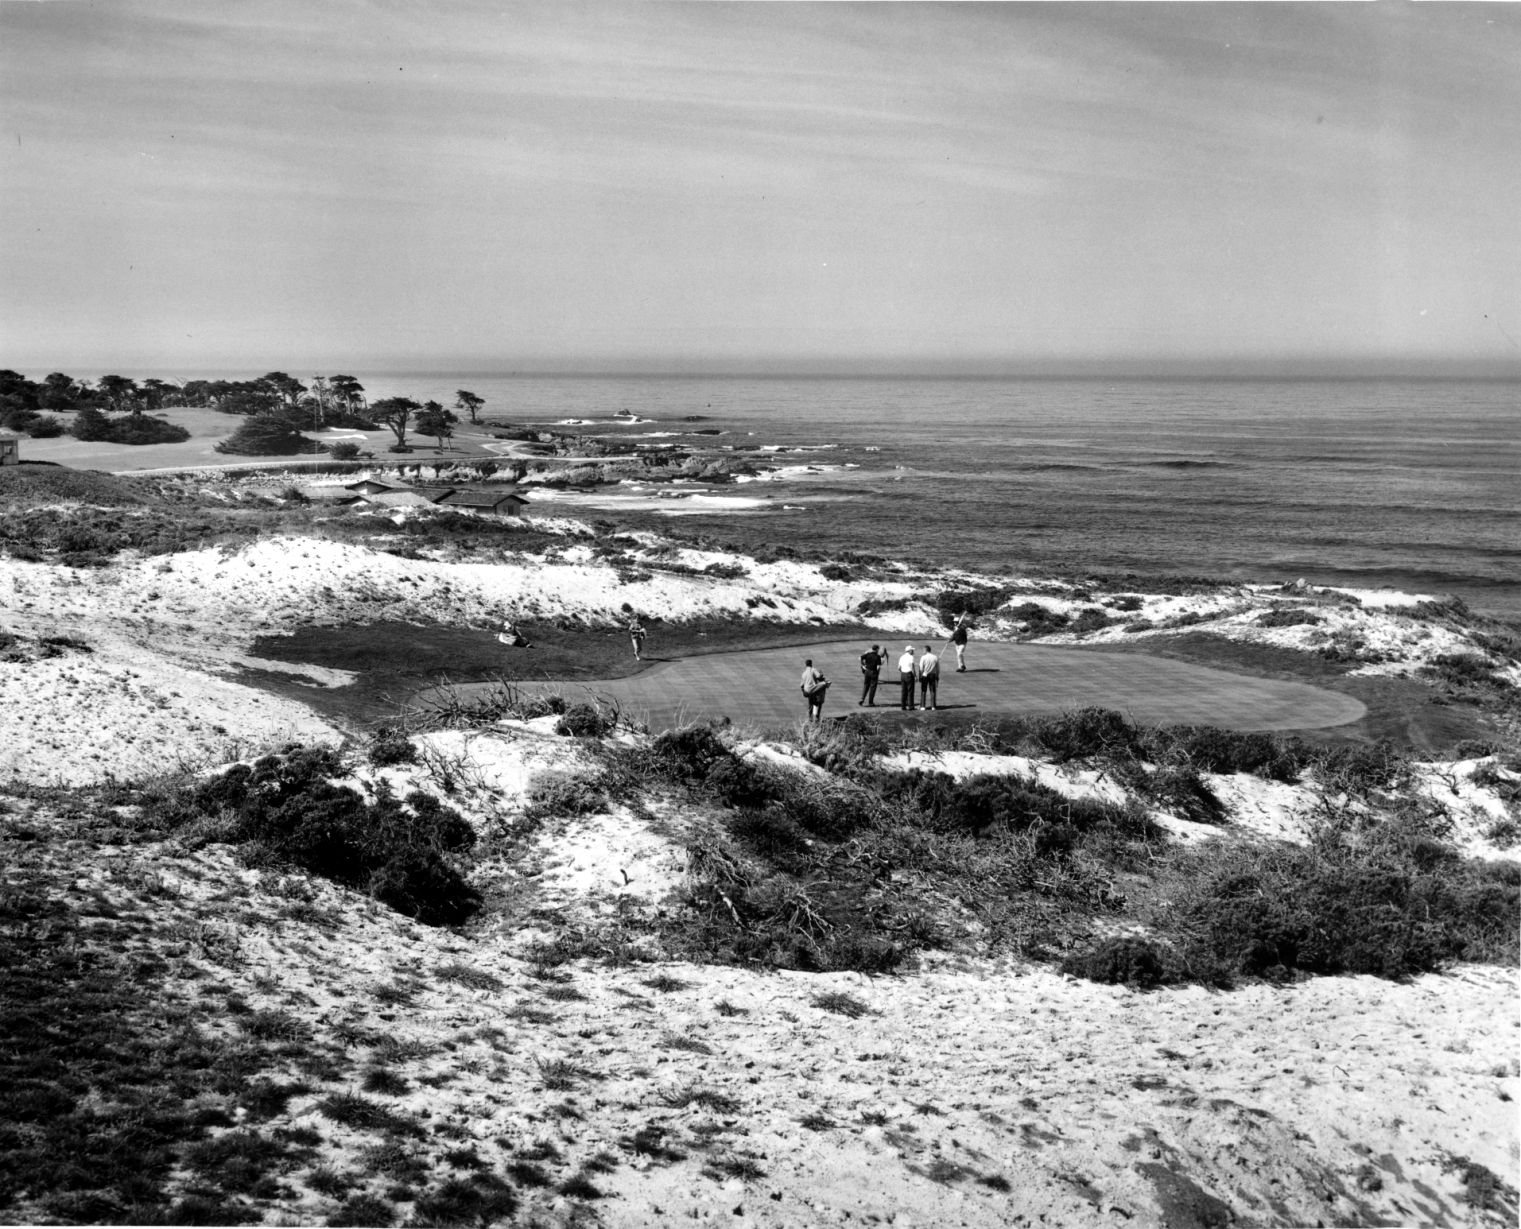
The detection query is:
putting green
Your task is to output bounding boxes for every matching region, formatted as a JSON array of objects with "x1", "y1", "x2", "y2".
[{"x1": 447, "y1": 638, "x2": 1366, "y2": 733}]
